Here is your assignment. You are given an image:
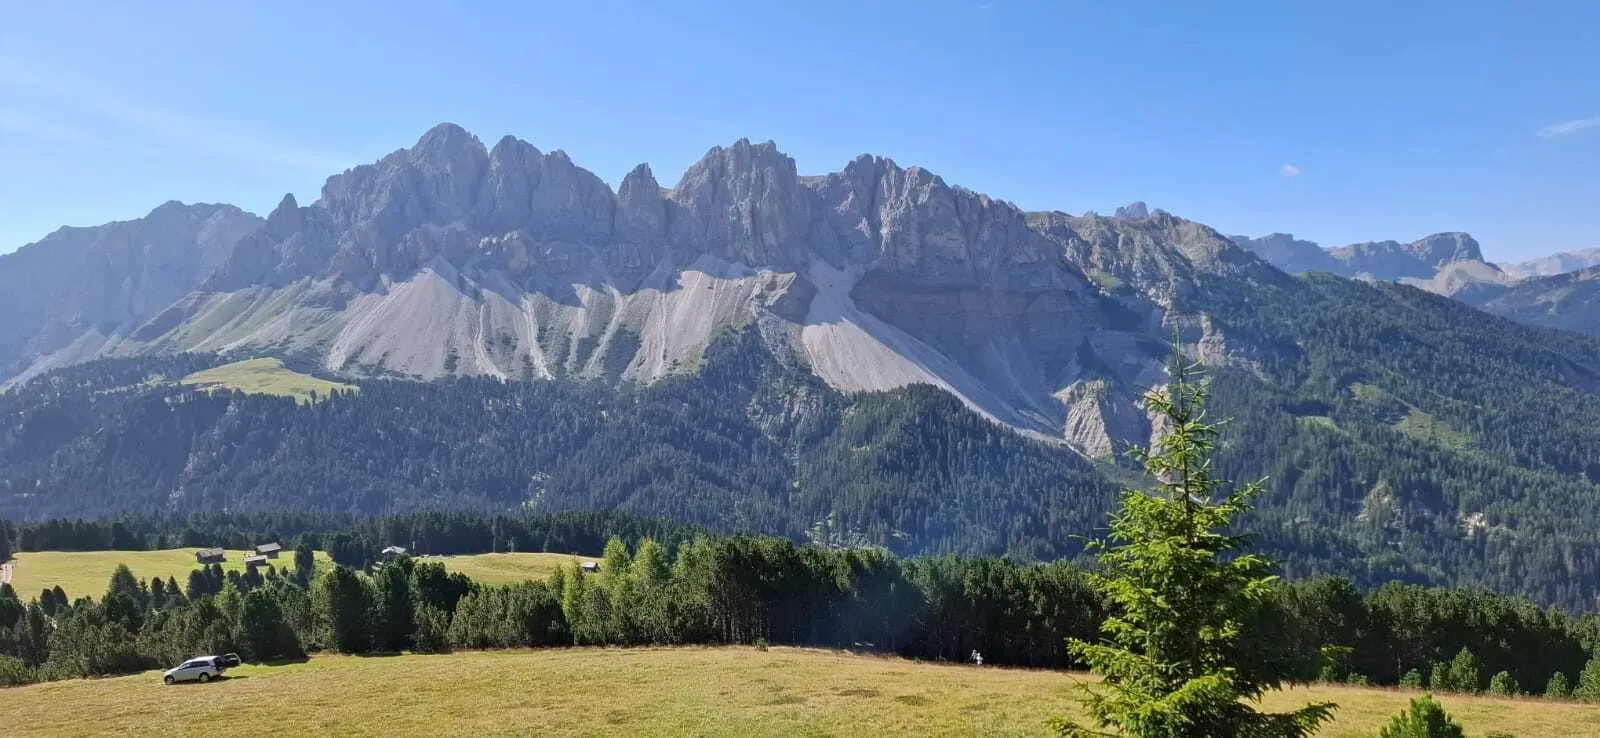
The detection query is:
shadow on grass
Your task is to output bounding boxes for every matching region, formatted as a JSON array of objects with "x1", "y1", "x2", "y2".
[
  {"x1": 260, "y1": 656, "x2": 310, "y2": 667},
  {"x1": 165, "y1": 675, "x2": 247, "y2": 685}
]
